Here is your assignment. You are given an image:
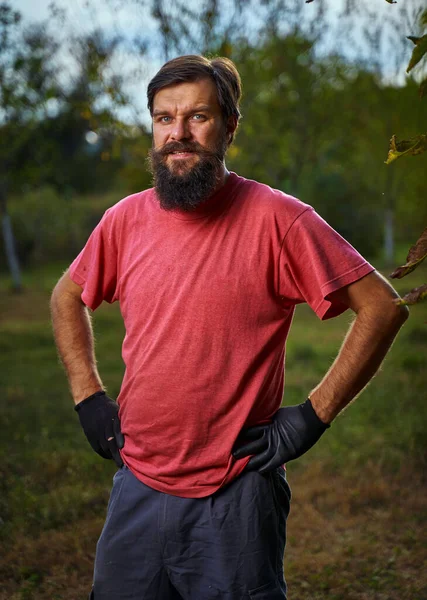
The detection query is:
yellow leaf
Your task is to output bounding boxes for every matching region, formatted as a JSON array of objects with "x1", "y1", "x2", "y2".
[
  {"x1": 406, "y1": 34, "x2": 427, "y2": 73},
  {"x1": 385, "y1": 133, "x2": 427, "y2": 164},
  {"x1": 396, "y1": 284, "x2": 427, "y2": 306}
]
